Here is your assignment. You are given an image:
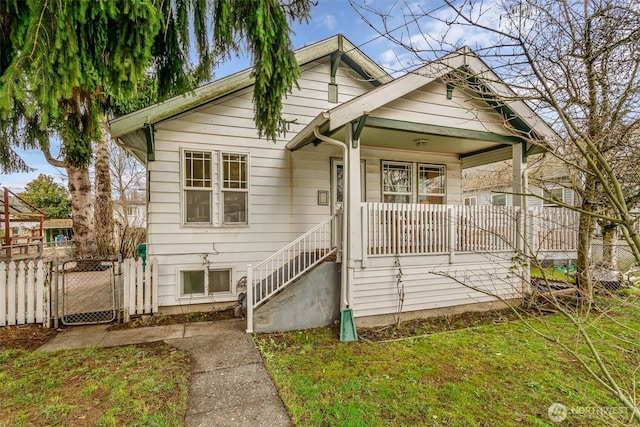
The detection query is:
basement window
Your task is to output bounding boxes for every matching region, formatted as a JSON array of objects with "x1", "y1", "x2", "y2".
[{"x1": 180, "y1": 268, "x2": 231, "y2": 296}]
